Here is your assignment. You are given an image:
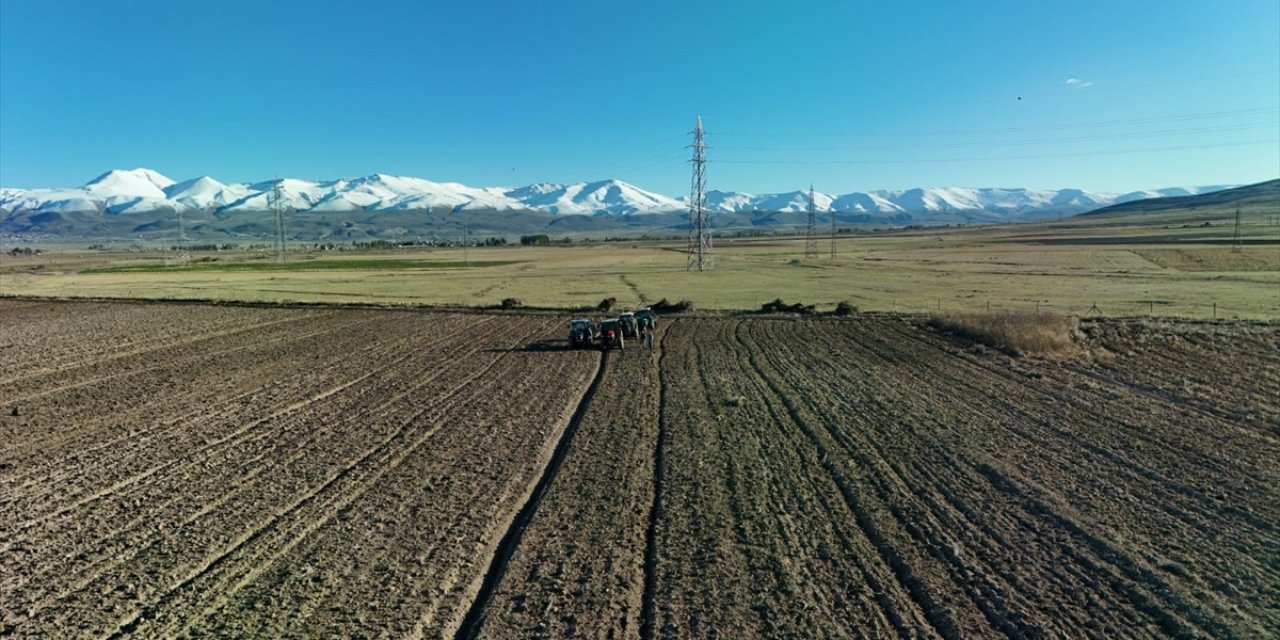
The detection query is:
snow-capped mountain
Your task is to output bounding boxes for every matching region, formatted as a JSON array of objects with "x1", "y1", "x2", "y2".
[
  {"x1": 688, "y1": 185, "x2": 1232, "y2": 219},
  {"x1": 0, "y1": 169, "x2": 684, "y2": 217},
  {"x1": 506, "y1": 179, "x2": 684, "y2": 215},
  {"x1": 0, "y1": 168, "x2": 1231, "y2": 222}
]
